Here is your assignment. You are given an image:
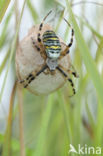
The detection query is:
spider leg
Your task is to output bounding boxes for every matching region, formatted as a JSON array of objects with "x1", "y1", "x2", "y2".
[
  {"x1": 19, "y1": 65, "x2": 48, "y2": 88},
  {"x1": 31, "y1": 37, "x2": 47, "y2": 60},
  {"x1": 59, "y1": 42, "x2": 70, "y2": 58},
  {"x1": 63, "y1": 18, "x2": 74, "y2": 48},
  {"x1": 70, "y1": 64, "x2": 79, "y2": 78},
  {"x1": 59, "y1": 64, "x2": 79, "y2": 78},
  {"x1": 56, "y1": 66, "x2": 76, "y2": 97},
  {"x1": 37, "y1": 10, "x2": 52, "y2": 45},
  {"x1": 31, "y1": 37, "x2": 41, "y2": 51},
  {"x1": 60, "y1": 19, "x2": 74, "y2": 59},
  {"x1": 59, "y1": 44, "x2": 79, "y2": 78}
]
